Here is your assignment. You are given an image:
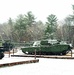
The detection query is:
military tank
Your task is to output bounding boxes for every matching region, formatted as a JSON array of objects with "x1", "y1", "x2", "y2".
[
  {"x1": 21, "y1": 40, "x2": 72, "y2": 55},
  {"x1": 0, "y1": 41, "x2": 14, "y2": 59}
]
